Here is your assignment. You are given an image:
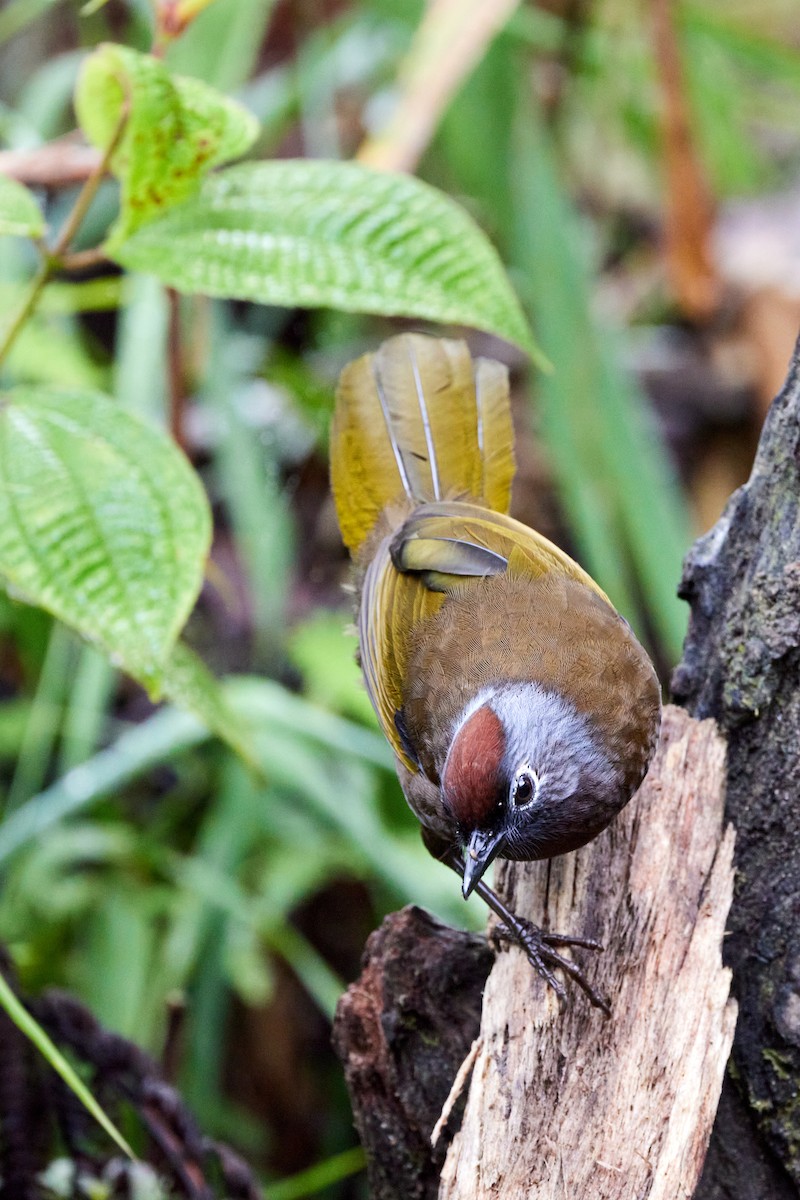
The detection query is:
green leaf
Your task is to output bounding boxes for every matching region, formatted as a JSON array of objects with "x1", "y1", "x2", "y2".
[
  {"x1": 79, "y1": 887, "x2": 160, "y2": 1039},
  {"x1": 0, "y1": 386, "x2": 211, "y2": 682},
  {"x1": 0, "y1": 671, "x2": 391, "y2": 866},
  {"x1": 0, "y1": 972, "x2": 135, "y2": 1160},
  {"x1": 58, "y1": 643, "x2": 115, "y2": 773},
  {"x1": 288, "y1": 611, "x2": 376, "y2": 725},
  {"x1": 0, "y1": 280, "x2": 123, "y2": 319},
  {"x1": 41, "y1": 278, "x2": 124, "y2": 314},
  {"x1": 74, "y1": 43, "x2": 258, "y2": 243},
  {"x1": 113, "y1": 273, "x2": 169, "y2": 426},
  {"x1": 223, "y1": 676, "x2": 393, "y2": 773},
  {"x1": 110, "y1": 159, "x2": 543, "y2": 362},
  {"x1": 0, "y1": 173, "x2": 45, "y2": 238},
  {"x1": 200, "y1": 307, "x2": 294, "y2": 666},
  {"x1": 6, "y1": 622, "x2": 76, "y2": 812}
]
